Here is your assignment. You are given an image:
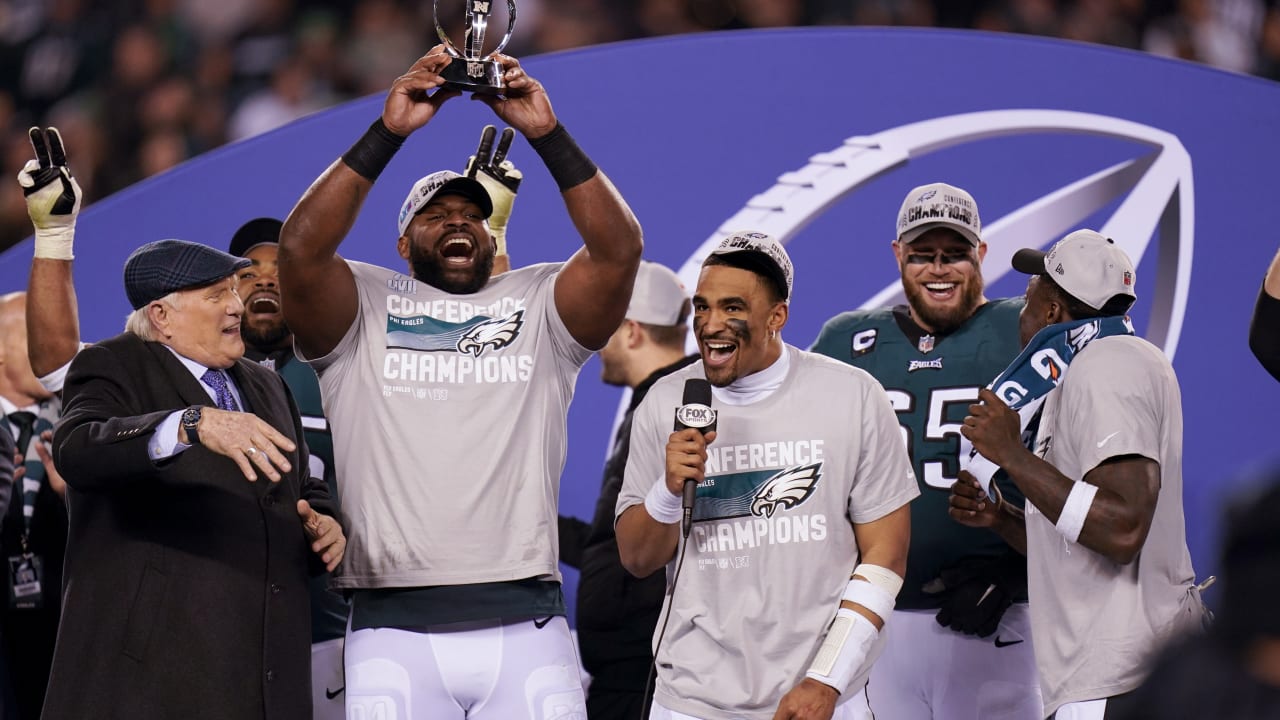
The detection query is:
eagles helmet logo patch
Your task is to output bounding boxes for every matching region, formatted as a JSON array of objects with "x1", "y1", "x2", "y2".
[
  {"x1": 456, "y1": 310, "x2": 524, "y2": 356},
  {"x1": 750, "y1": 462, "x2": 822, "y2": 518}
]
